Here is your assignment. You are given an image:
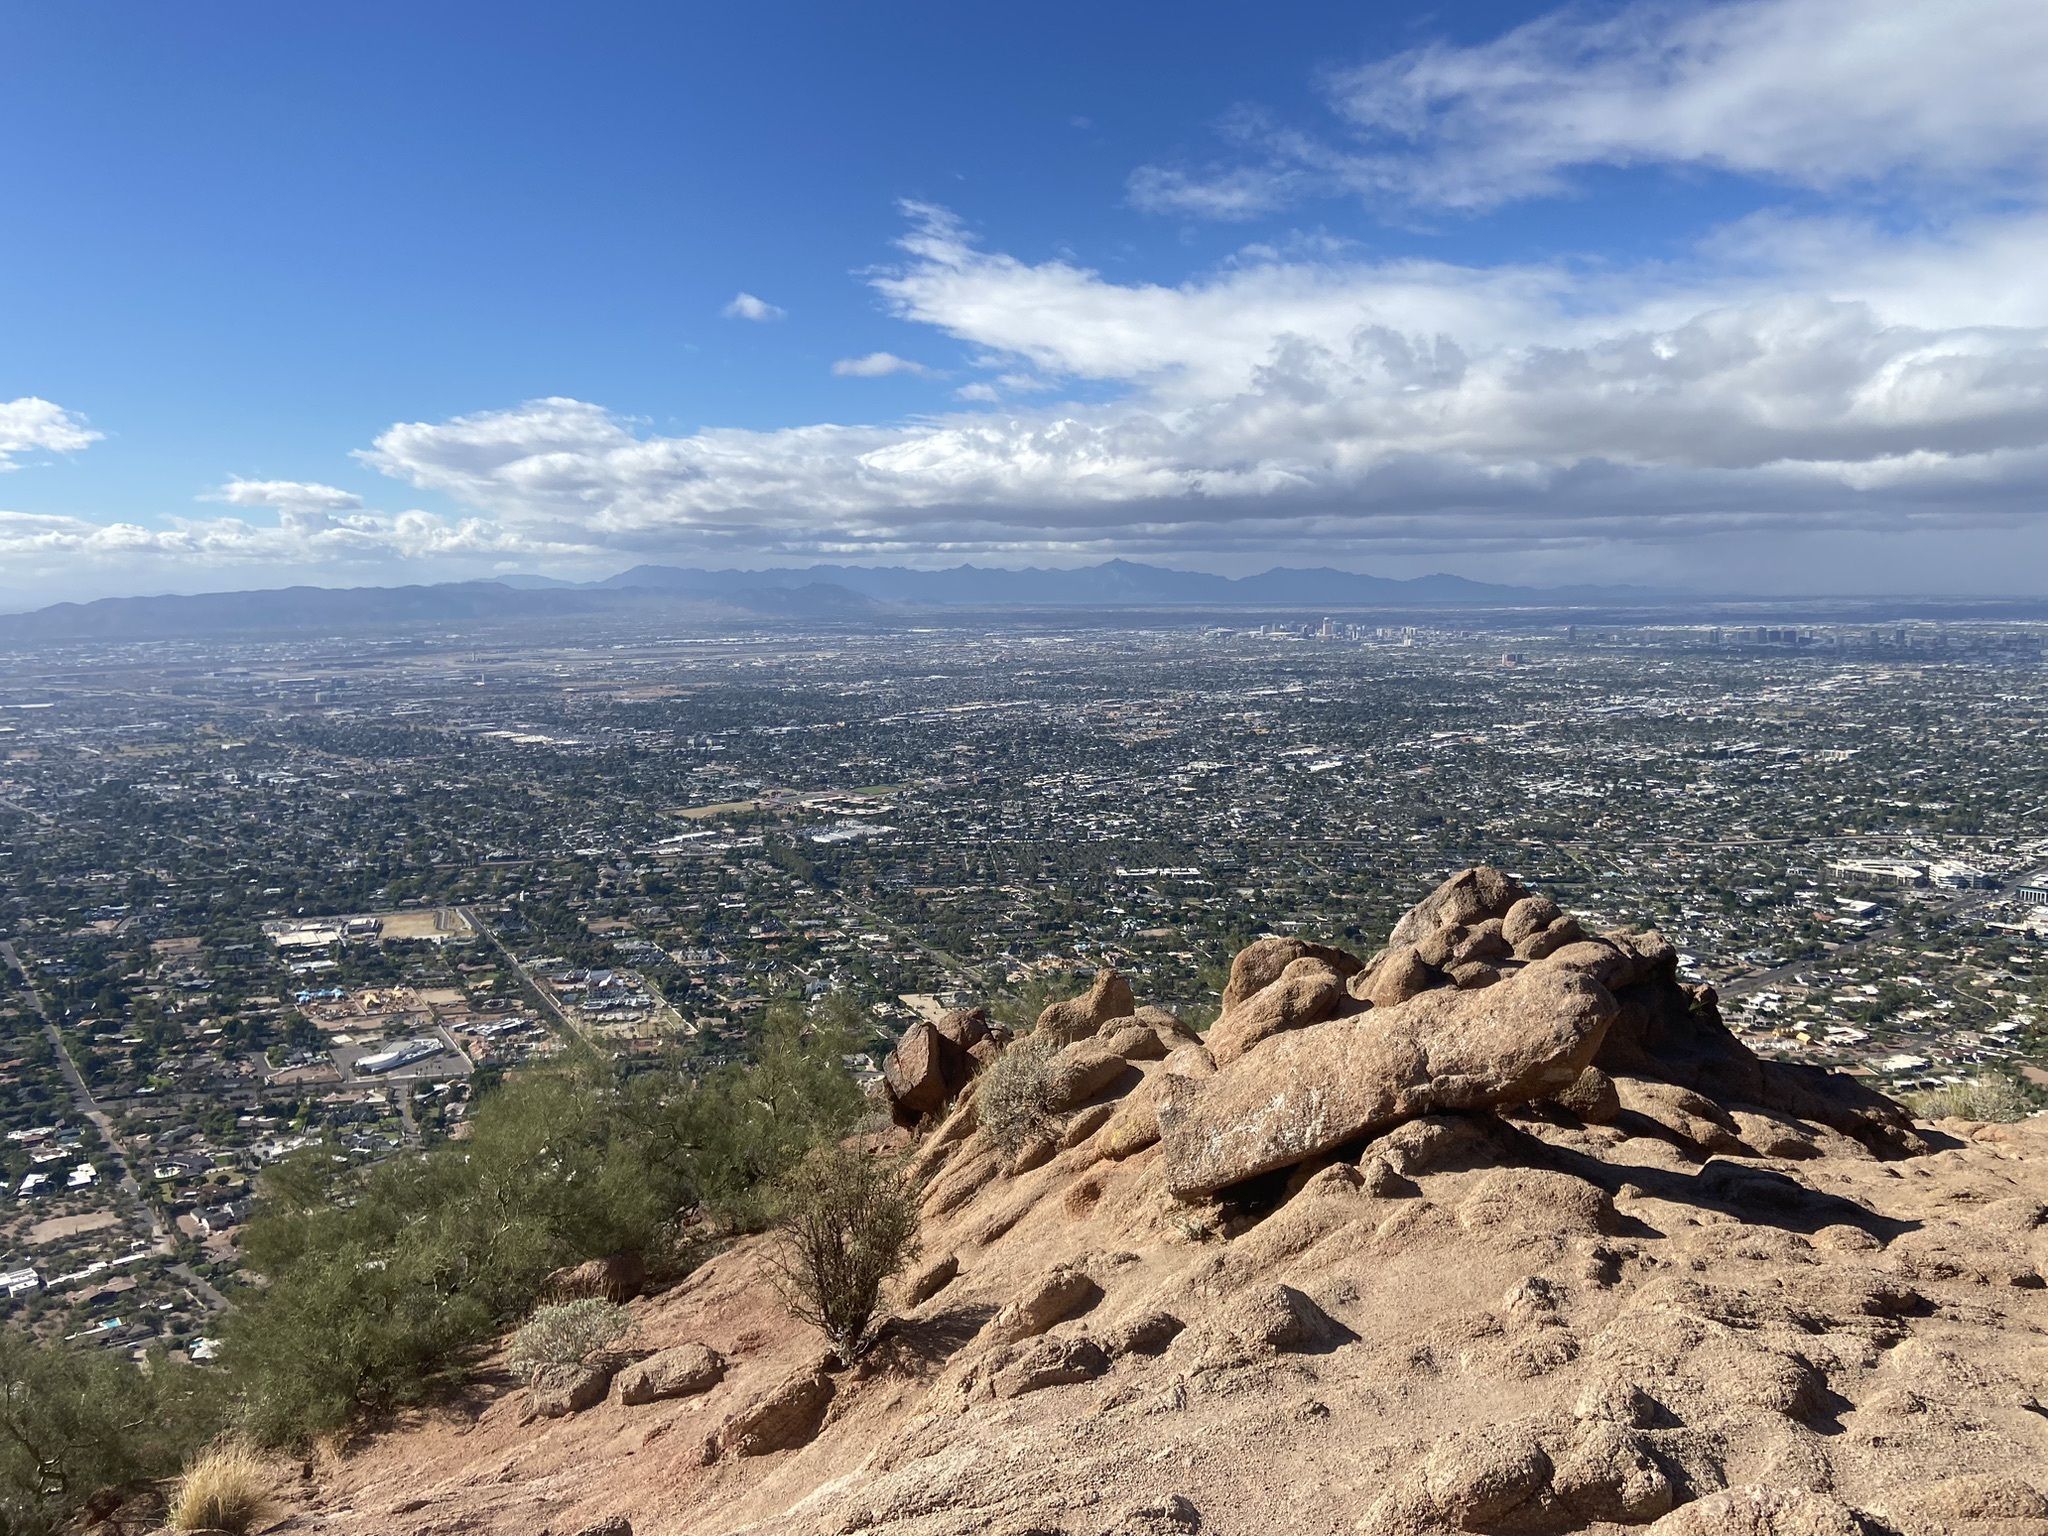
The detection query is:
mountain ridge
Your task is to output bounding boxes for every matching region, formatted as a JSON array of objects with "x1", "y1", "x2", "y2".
[{"x1": 0, "y1": 562, "x2": 1668, "y2": 642}]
